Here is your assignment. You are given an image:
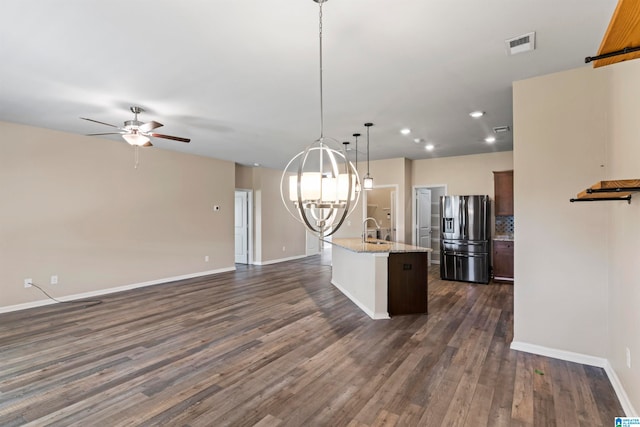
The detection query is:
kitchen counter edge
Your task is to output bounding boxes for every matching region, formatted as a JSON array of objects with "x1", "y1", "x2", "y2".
[{"x1": 325, "y1": 238, "x2": 433, "y2": 254}]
